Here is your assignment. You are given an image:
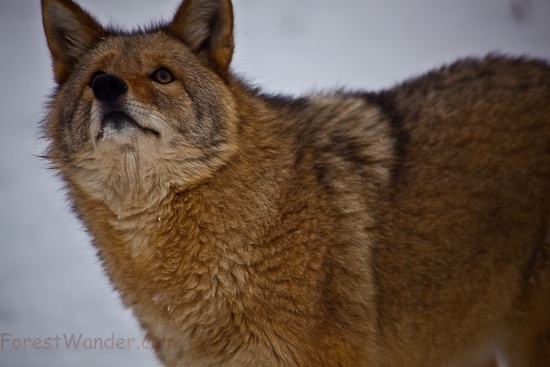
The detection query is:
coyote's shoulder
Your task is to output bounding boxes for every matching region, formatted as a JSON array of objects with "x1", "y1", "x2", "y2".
[{"x1": 41, "y1": 0, "x2": 550, "y2": 366}]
